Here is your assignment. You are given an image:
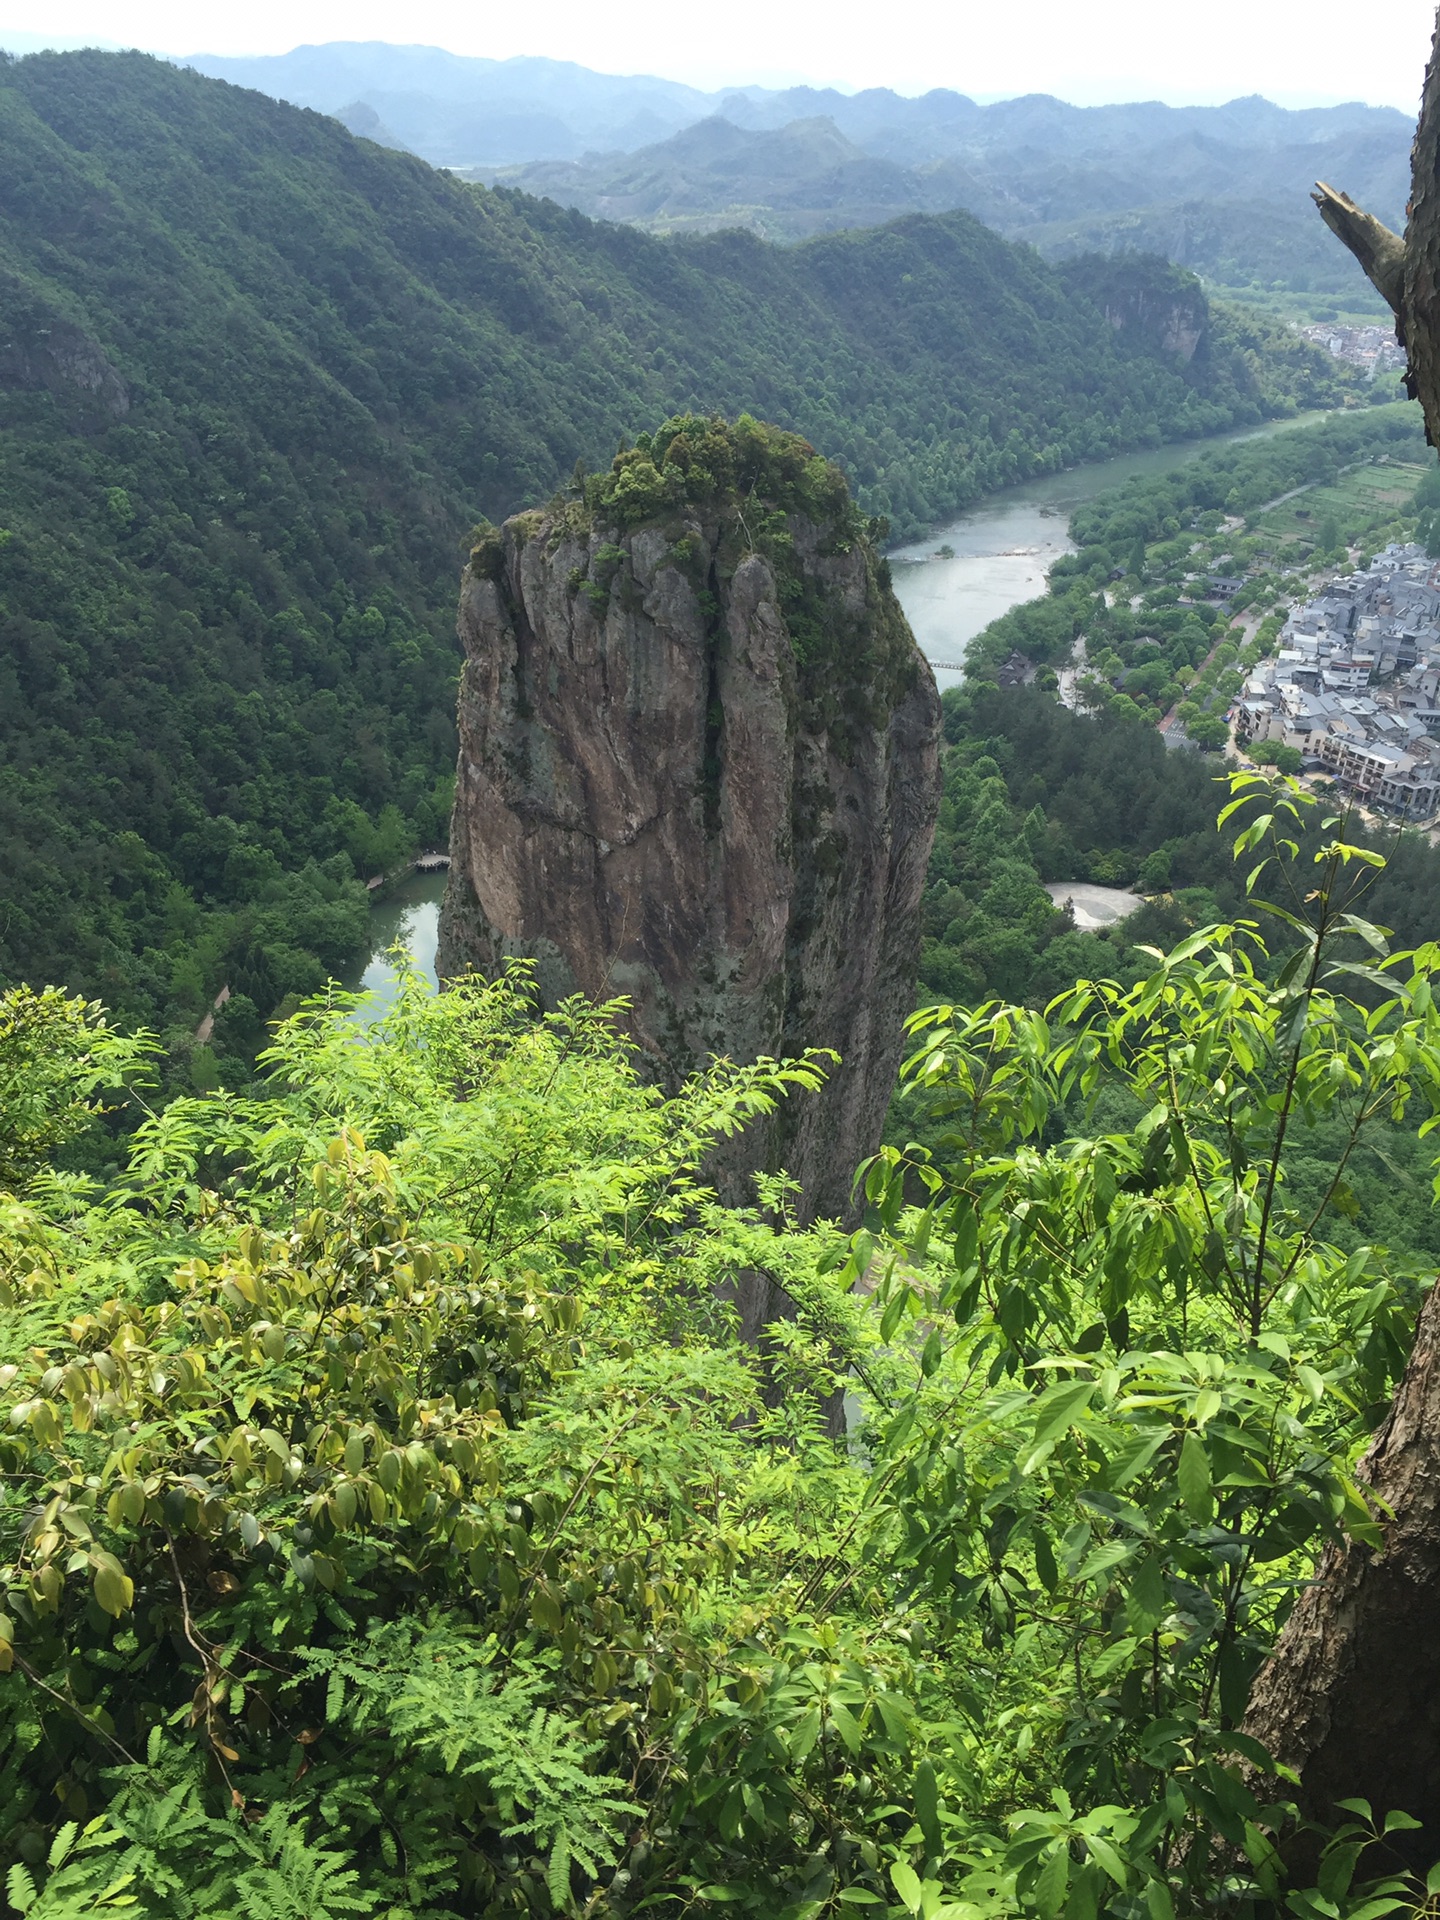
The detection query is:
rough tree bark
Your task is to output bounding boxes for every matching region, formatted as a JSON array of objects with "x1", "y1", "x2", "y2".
[
  {"x1": 1243, "y1": 18, "x2": 1440, "y2": 1850},
  {"x1": 1244, "y1": 1281, "x2": 1440, "y2": 1858},
  {"x1": 1312, "y1": 7, "x2": 1440, "y2": 445}
]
